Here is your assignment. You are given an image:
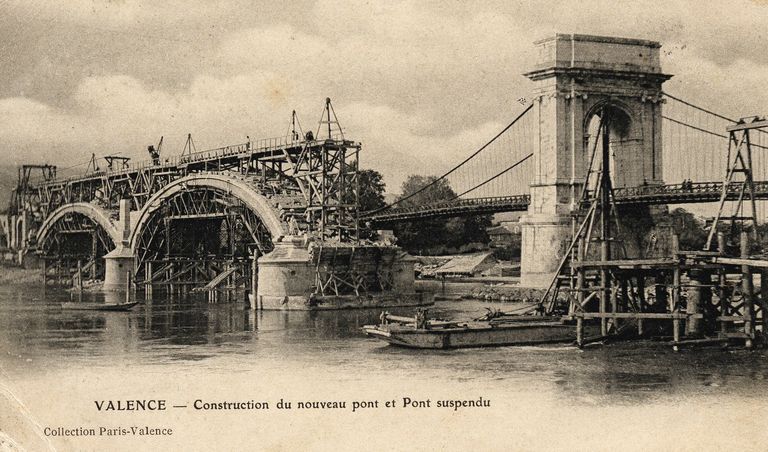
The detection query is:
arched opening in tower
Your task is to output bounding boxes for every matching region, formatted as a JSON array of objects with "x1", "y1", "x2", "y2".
[
  {"x1": 584, "y1": 104, "x2": 656, "y2": 258},
  {"x1": 133, "y1": 188, "x2": 274, "y2": 293},
  {"x1": 585, "y1": 104, "x2": 636, "y2": 189}
]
